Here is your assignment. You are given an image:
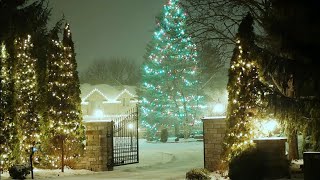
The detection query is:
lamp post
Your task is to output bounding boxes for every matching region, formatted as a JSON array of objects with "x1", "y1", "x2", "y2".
[
  {"x1": 0, "y1": 154, "x2": 7, "y2": 180},
  {"x1": 128, "y1": 123, "x2": 134, "y2": 150},
  {"x1": 0, "y1": 135, "x2": 4, "y2": 180},
  {"x1": 30, "y1": 145, "x2": 37, "y2": 179}
]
